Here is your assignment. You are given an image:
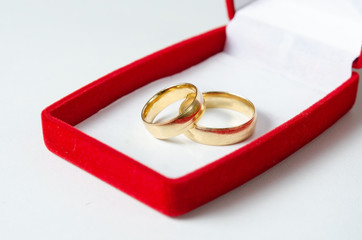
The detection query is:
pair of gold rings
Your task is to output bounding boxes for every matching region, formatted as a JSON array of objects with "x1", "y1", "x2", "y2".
[{"x1": 141, "y1": 83, "x2": 256, "y2": 146}]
